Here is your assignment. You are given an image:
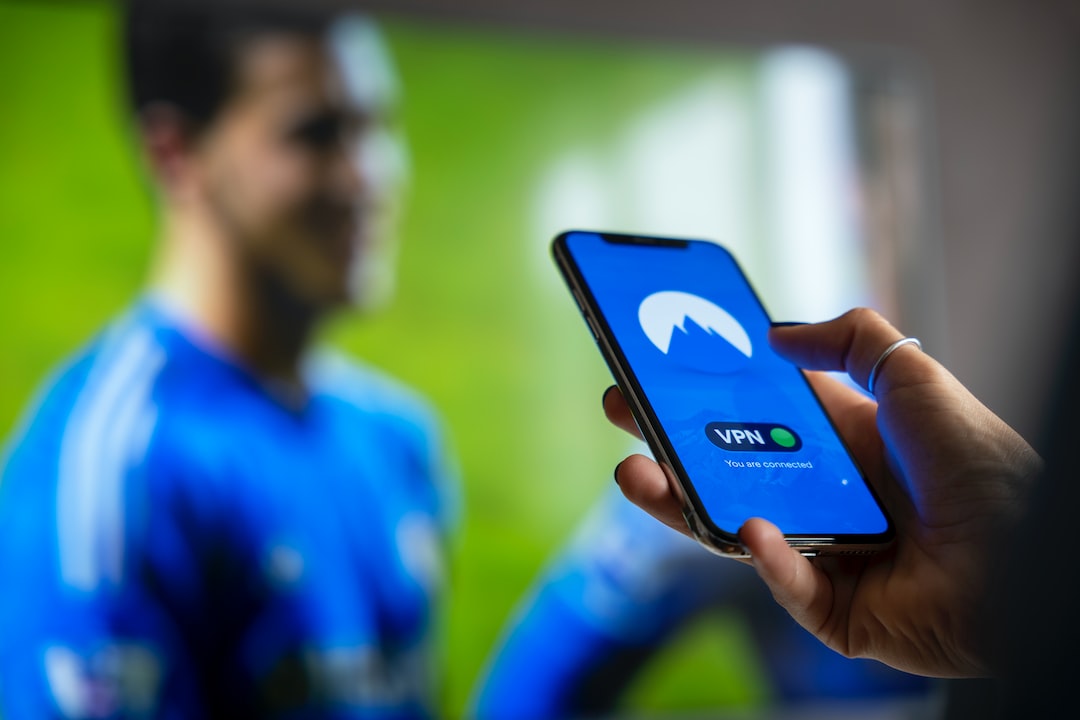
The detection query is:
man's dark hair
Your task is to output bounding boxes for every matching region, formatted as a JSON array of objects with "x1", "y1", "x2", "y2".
[{"x1": 123, "y1": 0, "x2": 344, "y2": 133}]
